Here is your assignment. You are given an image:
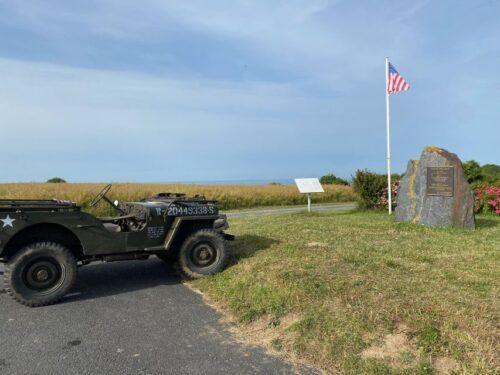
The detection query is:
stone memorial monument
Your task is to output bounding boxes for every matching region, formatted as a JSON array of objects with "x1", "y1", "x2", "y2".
[{"x1": 395, "y1": 146, "x2": 475, "y2": 229}]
